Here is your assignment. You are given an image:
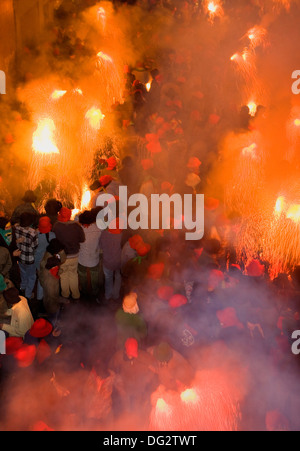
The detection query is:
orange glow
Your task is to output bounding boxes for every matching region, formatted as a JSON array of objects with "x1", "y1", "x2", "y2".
[
  {"x1": 242, "y1": 142, "x2": 257, "y2": 157},
  {"x1": 32, "y1": 119, "x2": 59, "y2": 155},
  {"x1": 294, "y1": 118, "x2": 300, "y2": 127},
  {"x1": 205, "y1": 0, "x2": 223, "y2": 20},
  {"x1": 230, "y1": 53, "x2": 239, "y2": 62},
  {"x1": 180, "y1": 388, "x2": 198, "y2": 404},
  {"x1": 146, "y1": 80, "x2": 152, "y2": 92},
  {"x1": 247, "y1": 26, "x2": 268, "y2": 48},
  {"x1": 156, "y1": 398, "x2": 169, "y2": 413},
  {"x1": 85, "y1": 107, "x2": 105, "y2": 130}
]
